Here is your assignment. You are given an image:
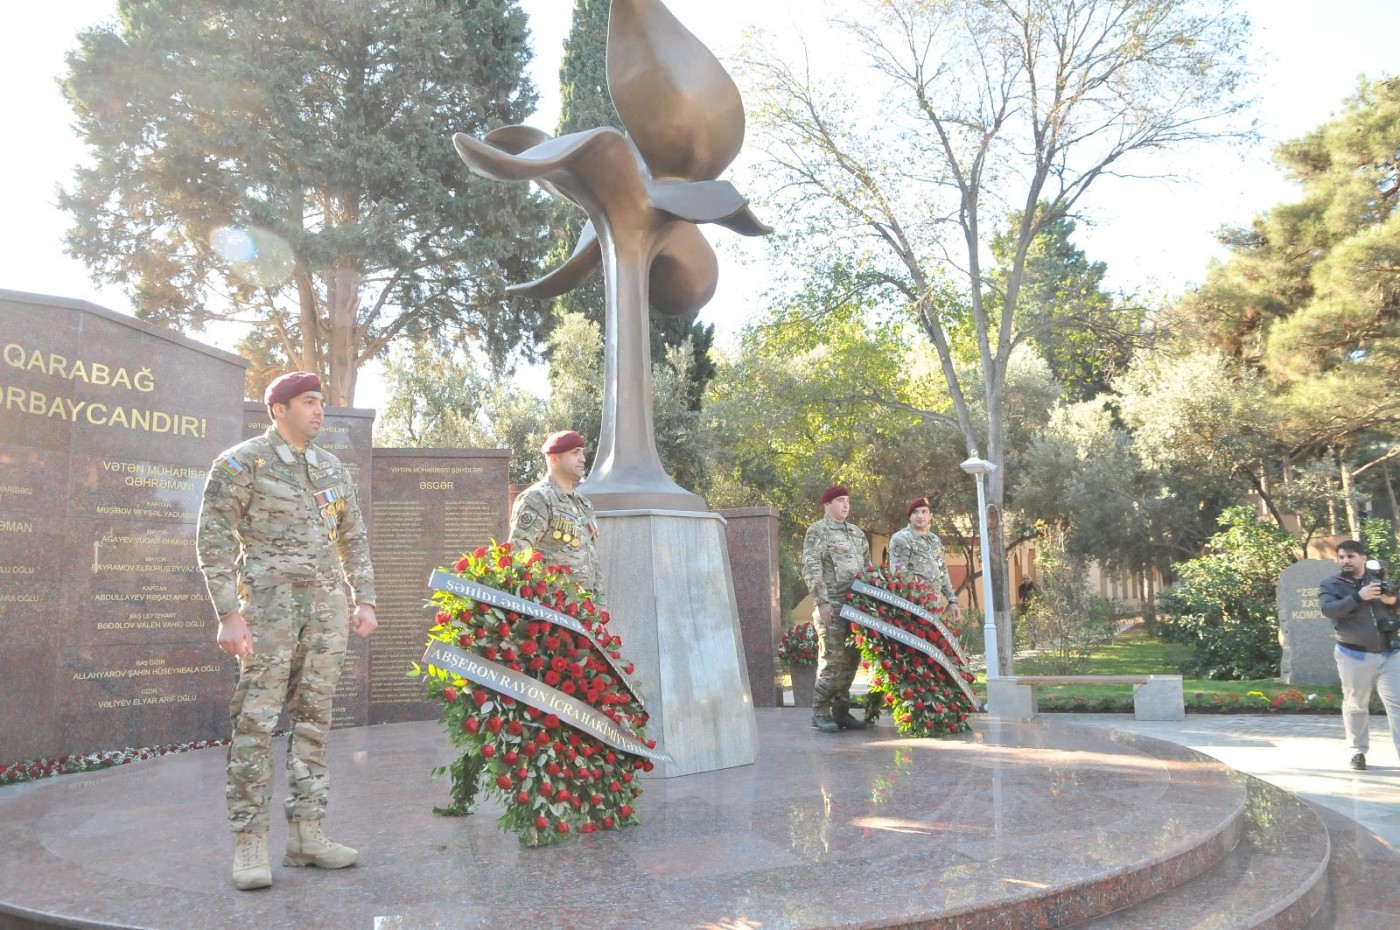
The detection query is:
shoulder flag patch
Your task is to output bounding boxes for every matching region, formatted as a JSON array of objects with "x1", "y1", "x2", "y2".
[{"x1": 216, "y1": 456, "x2": 245, "y2": 478}]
